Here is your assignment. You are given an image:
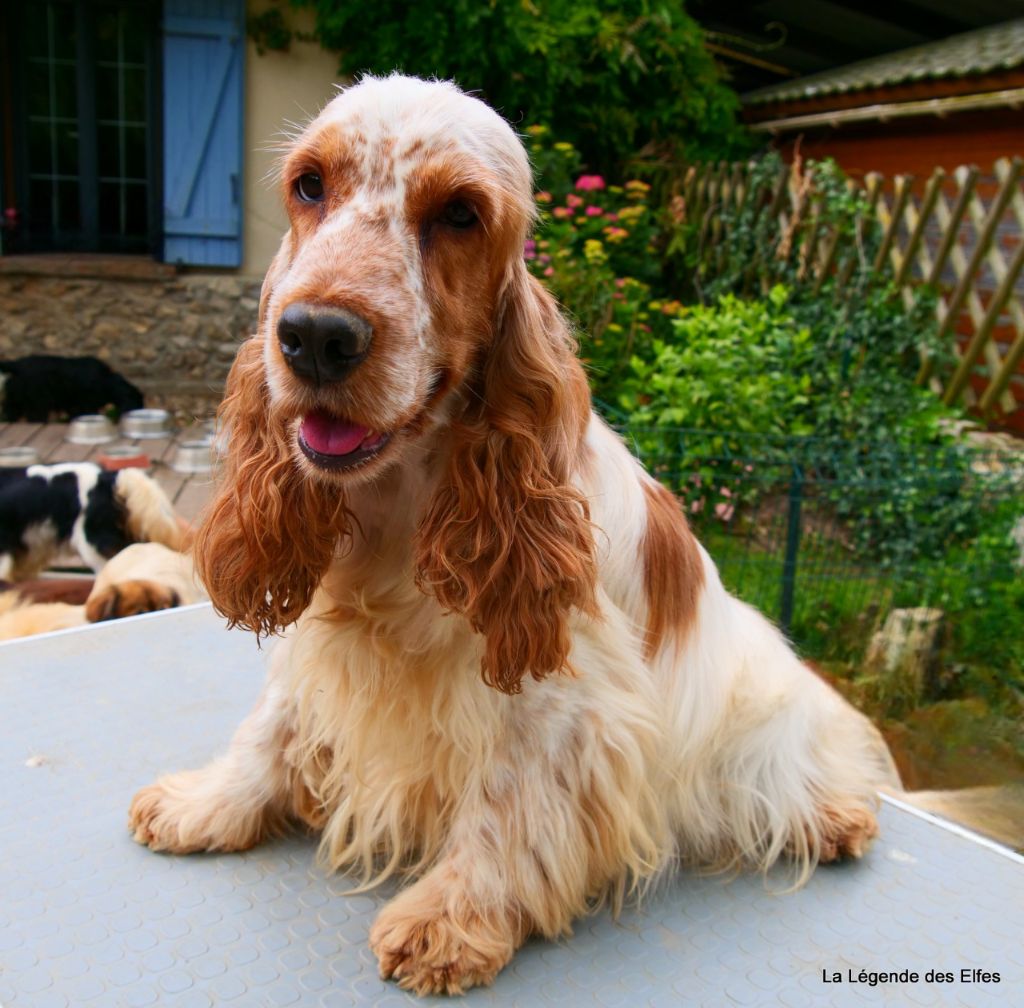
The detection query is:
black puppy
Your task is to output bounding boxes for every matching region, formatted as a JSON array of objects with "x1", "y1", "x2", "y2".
[{"x1": 0, "y1": 355, "x2": 144, "y2": 421}]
